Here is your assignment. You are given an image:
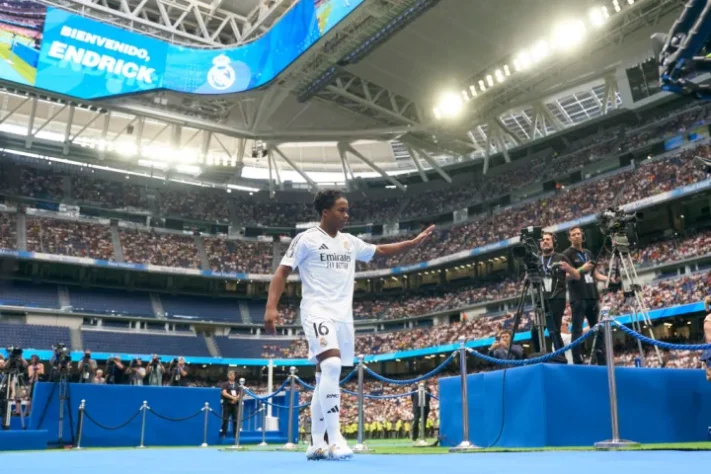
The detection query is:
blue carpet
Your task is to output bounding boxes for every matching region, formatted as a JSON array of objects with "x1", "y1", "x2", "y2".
[{"x1": 0, "y1": 449, "x2": 709, "y2": 474}]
